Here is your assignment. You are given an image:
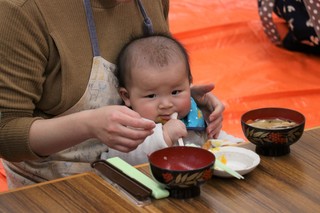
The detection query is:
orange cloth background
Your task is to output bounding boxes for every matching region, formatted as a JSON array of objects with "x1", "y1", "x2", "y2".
[
  {"x1": 1, "y1": 0, "x2": 319, "y2": 192},
  {"x1": 169, "y1": 0, "x2": 320, "y2": 138}
]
